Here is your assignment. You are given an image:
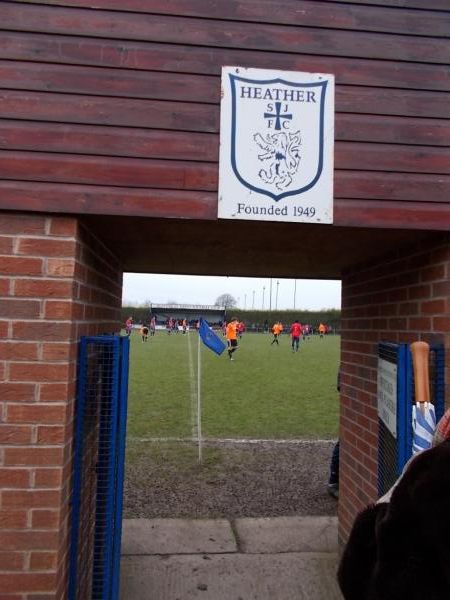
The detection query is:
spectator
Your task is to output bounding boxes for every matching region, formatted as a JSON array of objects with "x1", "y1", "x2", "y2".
[{"x1": 327, "y1": 369, "x2": 341, "y2": 499}]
